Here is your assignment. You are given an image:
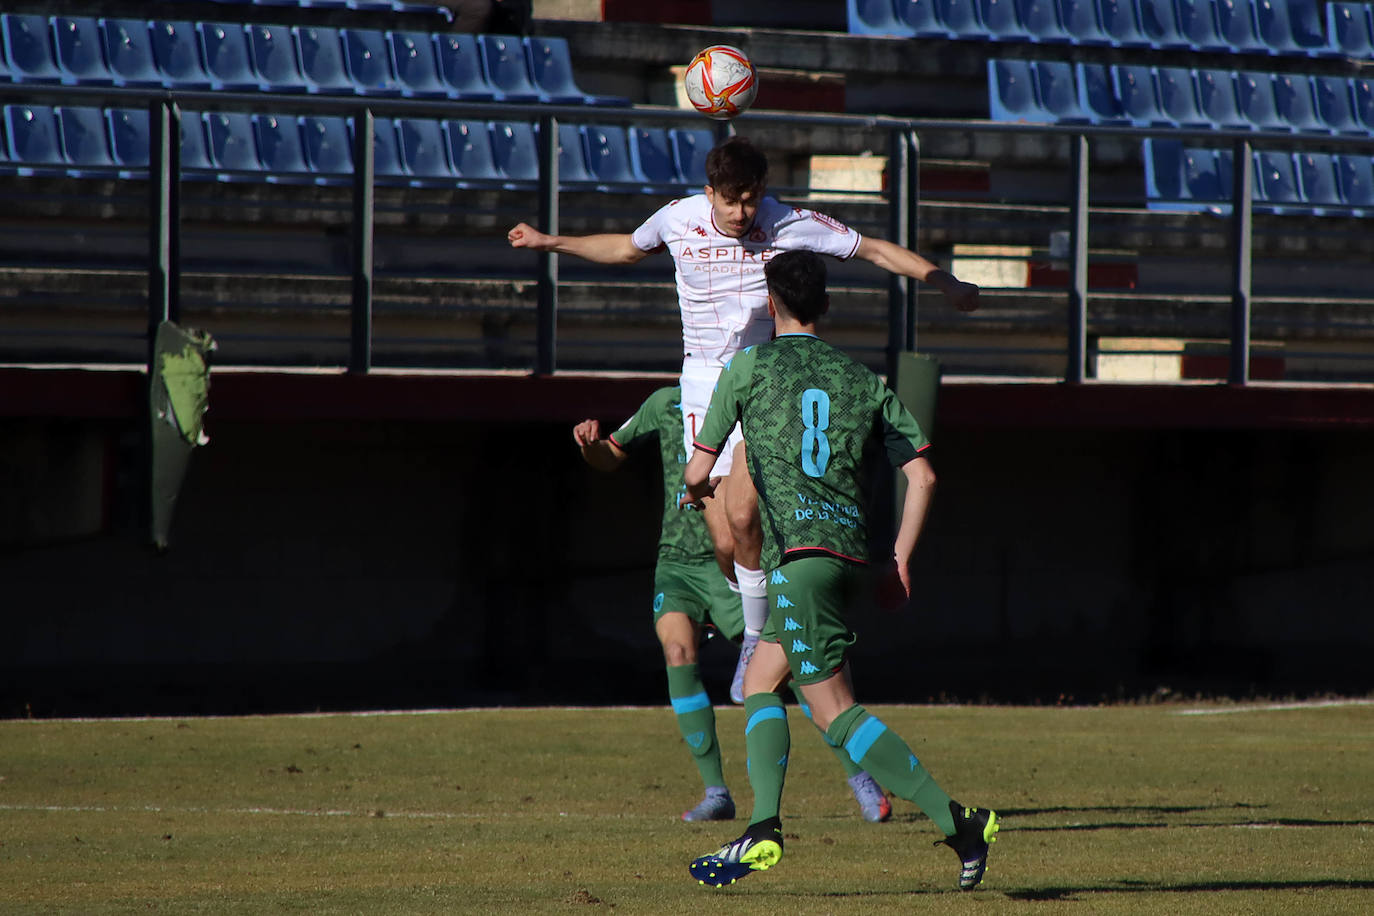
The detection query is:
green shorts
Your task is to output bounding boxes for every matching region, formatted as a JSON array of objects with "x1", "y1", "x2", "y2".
[
  {"x1": 761, "y1": 555, "x2": 864, "y2": 686},
  {"x1": 653, "y1": 557, "x2": 745, "y2": 643}
]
